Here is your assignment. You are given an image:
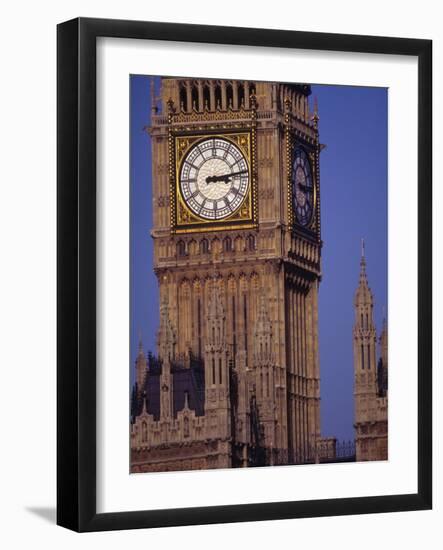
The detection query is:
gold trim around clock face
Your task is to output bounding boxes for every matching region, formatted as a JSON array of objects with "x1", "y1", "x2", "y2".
[{"x1": 171, "y1": 130, "x2": 257, "y2": 233}]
